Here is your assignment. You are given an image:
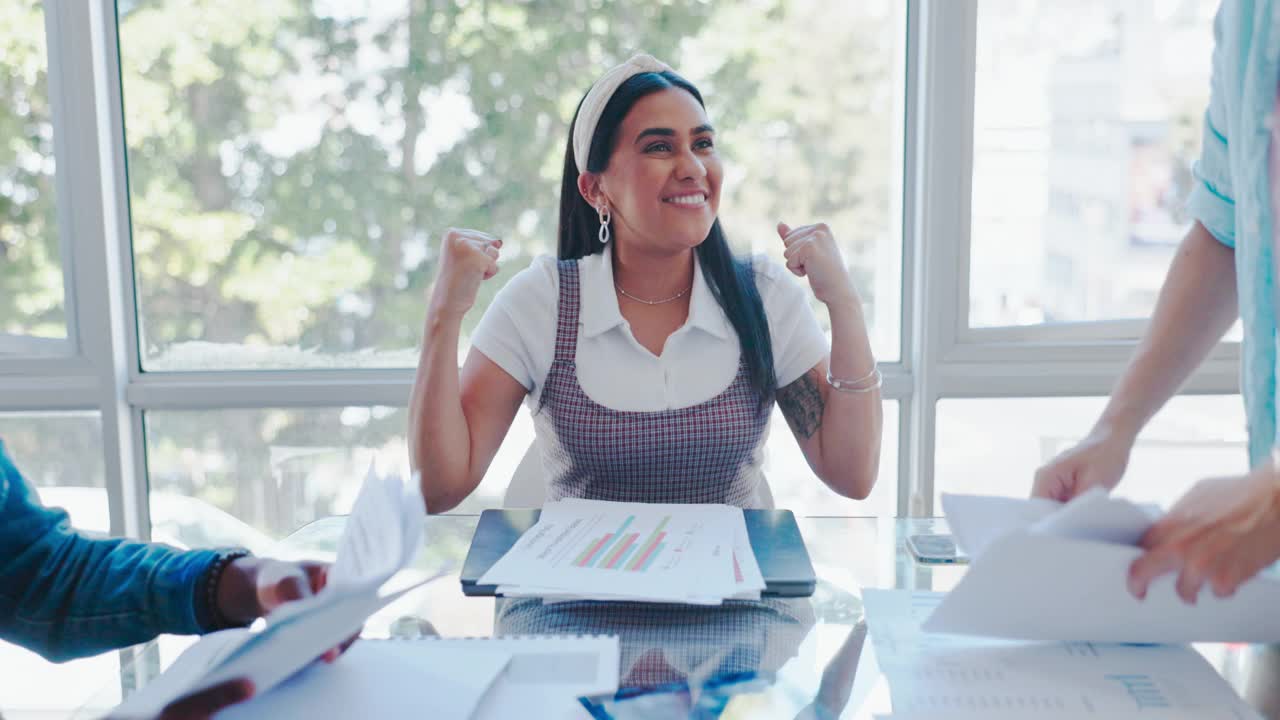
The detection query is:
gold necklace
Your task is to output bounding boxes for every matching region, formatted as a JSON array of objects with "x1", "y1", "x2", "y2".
[{"x1": 614, "y1": 283, "x2": 692, "y2": 305}]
